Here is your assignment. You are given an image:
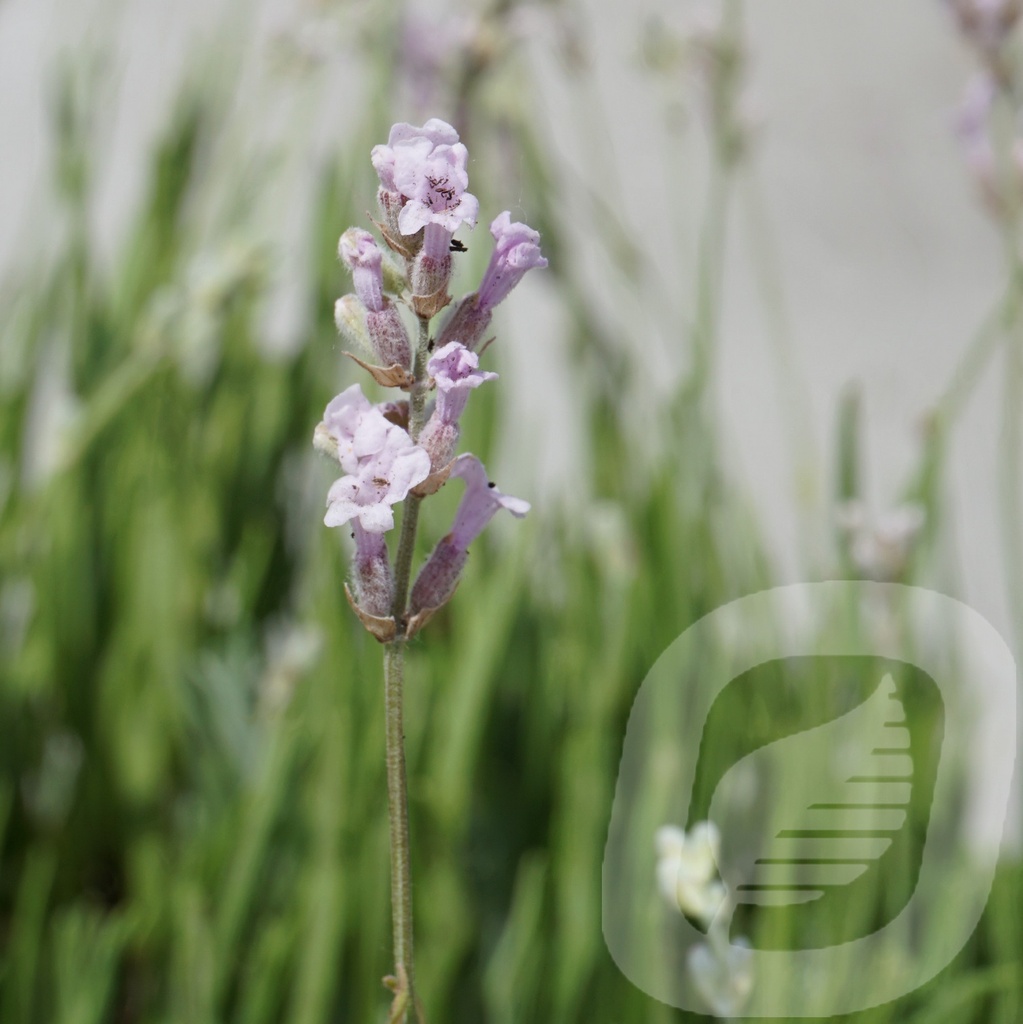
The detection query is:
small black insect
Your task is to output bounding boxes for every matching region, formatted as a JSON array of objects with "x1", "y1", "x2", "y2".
[
  {"x1": 449, "y1": 239, "x2": 467, "y2": 253},
  {"x1": 488, "y1": 482, "x2": 496, "y2": 489},
  {"x1": 427, "y1": 339, "x2": 435, "y2": 352}
]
